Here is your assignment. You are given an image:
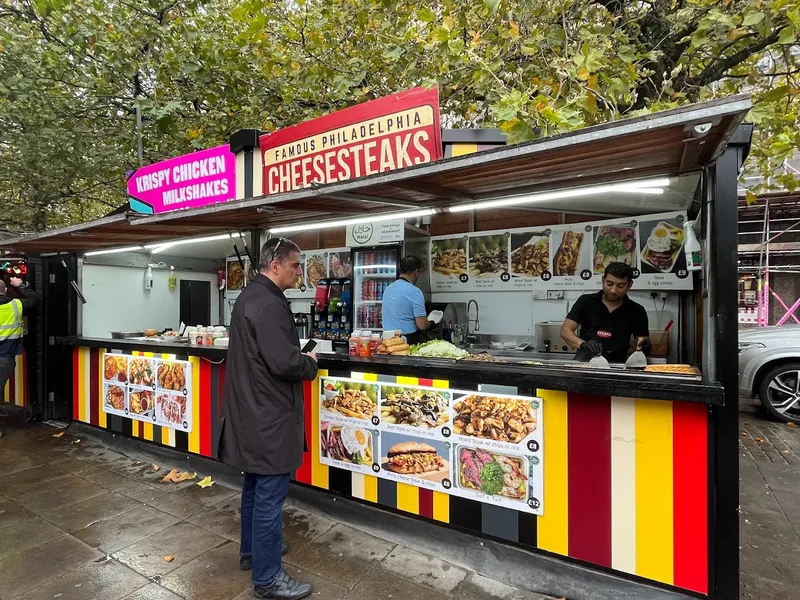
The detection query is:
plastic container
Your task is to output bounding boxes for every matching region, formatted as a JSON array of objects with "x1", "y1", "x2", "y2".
[
  {"x1": 358, "y1": 332, "x2": 372, "y2": 357},
  {"x1": 349, "y1": 331, "x2": 361, "y2": 356},
  {"x1": 369, "y1": 334, "x2": 381, "y2": 354},
  {"x1": 683, "y1": 220, "x2": 702, "y2": 271},
  {"x1": 649, "y1": 331, "x2": 670, "y2": 357},
  {"x1": 188, "y1": 331, "x2": 199, "y2": 345}
]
